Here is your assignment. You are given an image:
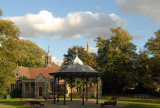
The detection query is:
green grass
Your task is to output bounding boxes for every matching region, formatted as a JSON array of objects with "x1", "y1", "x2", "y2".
[
  {"x1": 0, "y1": 98, "x2": 44, "y2": 101},
  {"x1": 120, "y1": 99, "x2": 160, "y2": 108},
  {"x1": 100, "y1": 96, "x2": 160, "y2": 108},
  {"x1": 1, "y1": 97, "x2": 160, "y2": 108},
  {"x1": 0, "y1": 98, "x2": 44, "y2": 108},
  {"x1": 0, "y1": 101, "x2": 31, "y2": 108},
  {"x1": 100, "y1": 96, "x2": 136, "y2": 100}
]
